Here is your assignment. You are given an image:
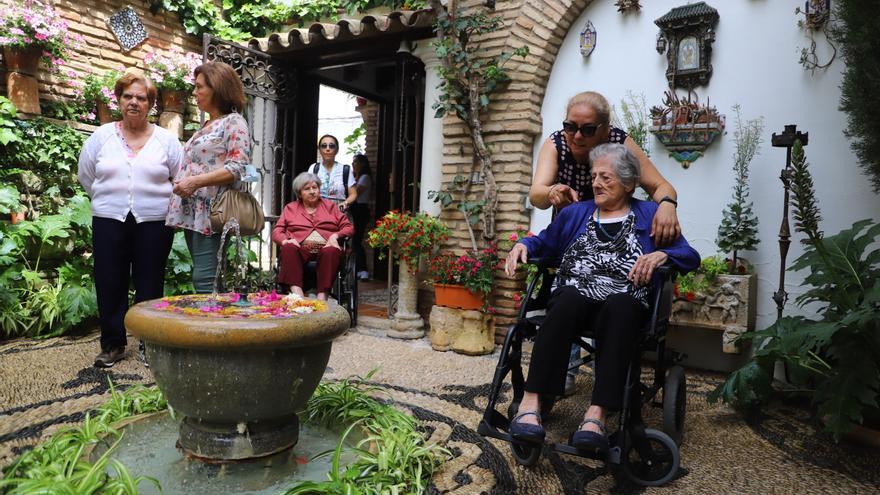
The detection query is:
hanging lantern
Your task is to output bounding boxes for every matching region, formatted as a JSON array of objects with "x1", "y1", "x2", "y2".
[{"x1": 656, "y1": 32, "x2": 667, "y2": 54}]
